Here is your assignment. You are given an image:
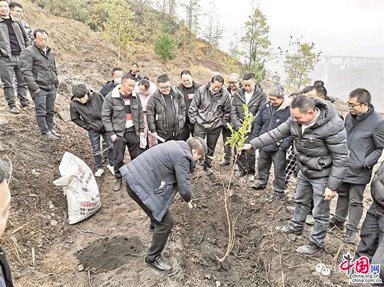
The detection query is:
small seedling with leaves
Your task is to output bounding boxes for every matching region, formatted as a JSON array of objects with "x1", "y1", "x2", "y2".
[{"x1": 217, "y1": 104, "x2": 254, "y2": 263}]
